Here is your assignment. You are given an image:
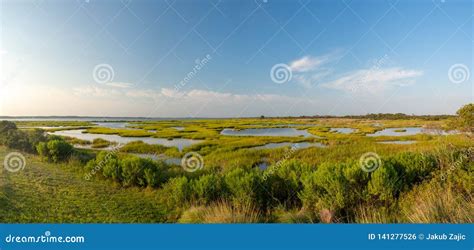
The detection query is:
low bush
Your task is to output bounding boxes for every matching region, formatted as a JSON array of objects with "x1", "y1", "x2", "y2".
[
  {"x1": 0, "y1": 121, "x2": 47, "y2": 153},
  {"x1": 36, "y1": 139, "x2": 74, "y2": 163},
  {"x1": 224, "y1": 168, "x2": 266, "y2": 209},
  {"x1": 85, "y1": 152, "x2": 168, "y2": 188}
]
